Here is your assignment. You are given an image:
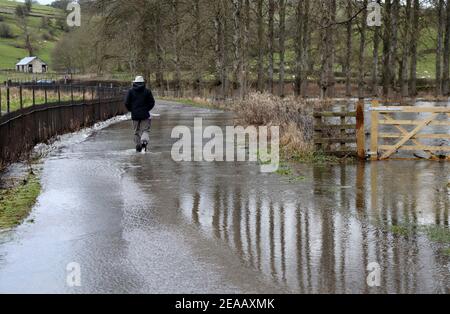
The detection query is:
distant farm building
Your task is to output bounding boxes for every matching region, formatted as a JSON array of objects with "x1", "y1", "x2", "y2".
[{"x1": 15, "y1": 57, "x2": 48, "y2": 74}]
